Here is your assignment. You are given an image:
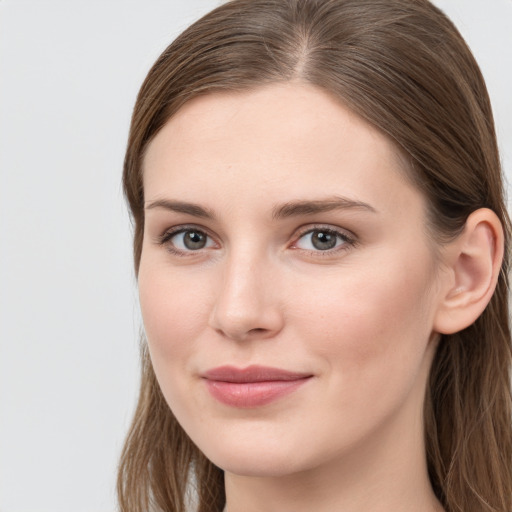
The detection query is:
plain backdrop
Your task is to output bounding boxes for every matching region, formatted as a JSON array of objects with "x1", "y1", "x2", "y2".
[{"x1": 0, "y1": 1, "x2": 511, "y2": 511}]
